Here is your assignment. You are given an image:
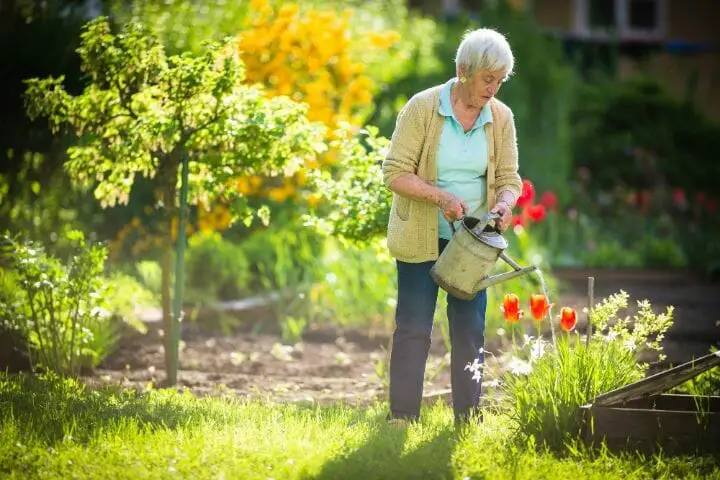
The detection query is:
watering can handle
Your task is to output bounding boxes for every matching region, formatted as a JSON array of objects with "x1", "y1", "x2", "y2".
[
  {"x1": 485, "y1": 212, "x2": 503, "y2": 233},
  {"x1": 449, "y1": 212, "x2": 502, "y2": 235}
]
